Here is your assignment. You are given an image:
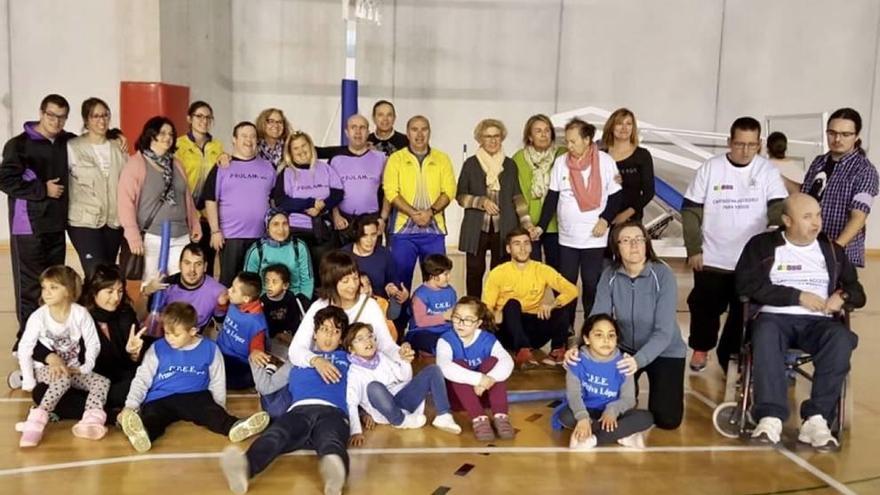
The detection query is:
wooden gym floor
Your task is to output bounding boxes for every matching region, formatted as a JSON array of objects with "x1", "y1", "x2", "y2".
[{"x1": 0, "y1": 250, "x2": 877, "y2": 495}]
